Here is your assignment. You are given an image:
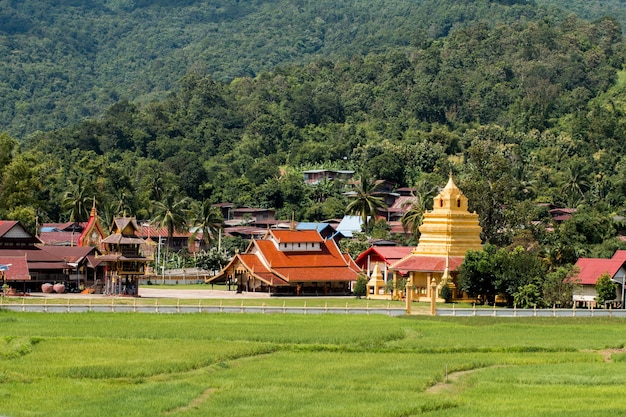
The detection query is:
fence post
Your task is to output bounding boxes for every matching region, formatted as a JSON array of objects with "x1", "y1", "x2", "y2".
[
  {"x1": 304, "y1": 301, "x2": 307, "y2": 315},
  {"x1": 133, "y1": 299, "x2": 137, "y2": 313},
  {"x1": 366, "y1": 302, "x2": 370, "y2": 315},
  {"x1": 346, "y1": 302, "x2": 349, "y2": 314},
  {"x1": 553, "y1": 304, "x2": 556, "y2": 317},
  {"x1": 533, "y1": 305, "x2": 537, "y2": 317},
  {"x1": 176, "y1": 298, "x2": 180, "y2": 313},
  {"x1": 387, "y1": 302, "x2": 391, "y2": 316},
  {"x1": 89, "y1": 297, "x2": 92, "y2": 312},
  {"x1": 22, "y1": 297, "x2": 25, "y2": 312},
  {"x1": 220, "y1": 300, "x2": 223, "y2": 313},
  {"x1": 283, "y1": 301, "x2": 286, "y2": 314},
  {"x1": 67, "y1": 298, "x2": 70, "y2": 313},
  {"x1": 240, "y1": 300, "x2": 244, "y2": 313},
  {"x1": 111, "y1": 297, "x2": 115, "y2": 313},
  {"x1": 262, "y1": 303, "x2": 265, "y2": 314},
  {"x1": 493, "y1": 303, "x2": 496, "y2": 317},
  {"x1": 514, "y1": 304, "x2": 517, "y2": 317},
  {"x1": 44, "y1": 297, "x2": 48, "y2": 313},
  {"x1": 155, "y1": 298, "x2": 159, "y2": 313},
  {"x1": 198, "y1": 300, "x2": 202, "y2": 313},
  {"x1": 472, "y1": 303, "x2": 476, "y2": 316}
]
